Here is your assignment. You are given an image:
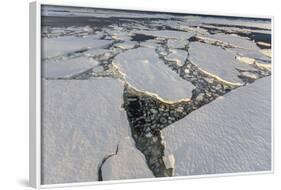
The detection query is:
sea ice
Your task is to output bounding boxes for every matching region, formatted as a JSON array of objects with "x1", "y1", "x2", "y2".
[
  {"x1": 189, "y1": 42, "x2": 255, "y2": 84},
  {"x1": 102, "y1": 137, "x2": 154, "y2": 180},
  {"x1": 163, "y1": 76, "x2": 271, "y2": 175},
  {"x1": 42, "y1": 36, "x2": 113, "y2": 58},
  {"x1": 42, "y1": 56, "x2": 96, "y2": 79},
  {"x1": 228, "y1": 48, "x2": 271, "y2": 65},
  {"x1": 165, "y1": 49, "x2": 188, "y2": 67},
  {"x1": 41, "y1": 79, "x2": 130, "y2": 184},
  {"x1": 167, "y1": 39, "x2": 189, "y2": 49},
  {"x1": 113, "y1": 47, "x2": 194, "y2": 101},
  {"x1": 209, "y1": 33, "x2": 260, "y2": 50}
]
